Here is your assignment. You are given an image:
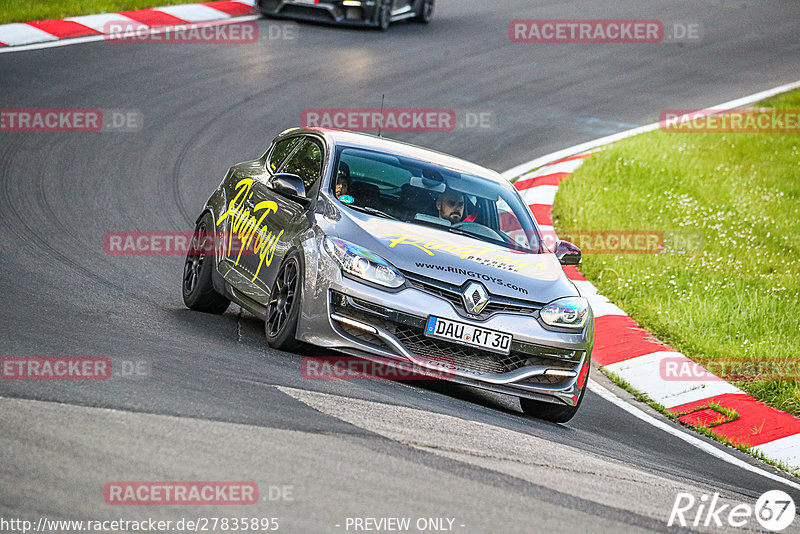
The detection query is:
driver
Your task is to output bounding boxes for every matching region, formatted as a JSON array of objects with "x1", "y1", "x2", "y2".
[
  {"x1": 335, "y1": 162, "x2": 351, "y2": 199},
  {"x1": 436, "y1": 188, "x2": 466, "y2": 224}
]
